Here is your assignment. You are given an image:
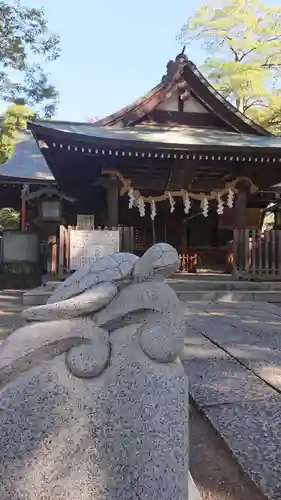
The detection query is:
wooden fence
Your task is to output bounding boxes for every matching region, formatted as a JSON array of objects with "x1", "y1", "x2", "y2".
[
  {"x1": 178, "y1": 253, "x2": 198, "y2": 273},
  {"x1": 233, "y1": 229, "x2": 281, "y2": 280},
  {"x1": 46, "y1": 227, "x2": 281, "y2": 280}
]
